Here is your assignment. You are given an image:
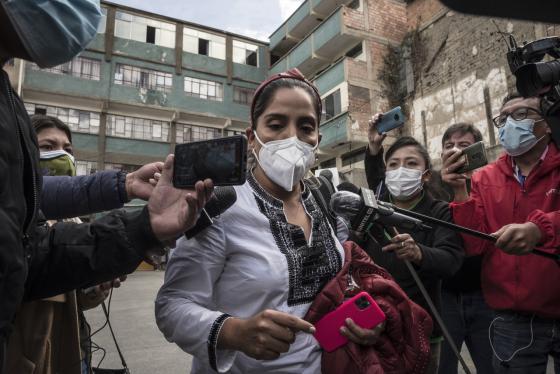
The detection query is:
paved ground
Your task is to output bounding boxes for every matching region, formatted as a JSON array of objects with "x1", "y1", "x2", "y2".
[
  {"x1": 85, "y1": 271, "x2": 192, "y2": 374},
  {"x1": 85, "y1": 271, "x2": 554, "y2": 374}
]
